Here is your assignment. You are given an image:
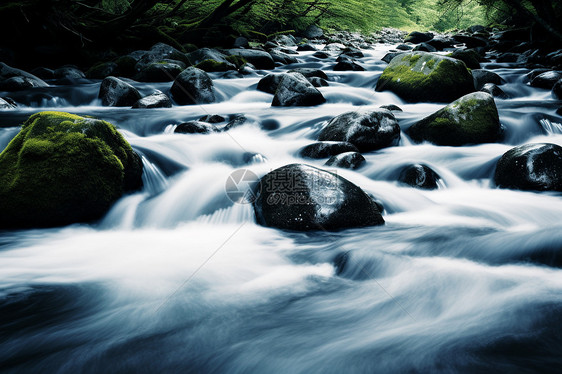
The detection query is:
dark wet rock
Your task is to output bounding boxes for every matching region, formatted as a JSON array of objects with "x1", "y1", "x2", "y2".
[
  {"x1": 272, "y1": 73, "x2": 326, "y2": 107},
  {"x1": 199, "y1": 114, "x2": 226, "y2": 123},
  {"x1": 494, "y1": 143, "x2": 562, "y2": 191},
  {"x1": 288, "y1": 68, "x2": 328, "y2": 80},
  {"x1": 253, "y1": 164, "x2": 384, "y2": 231},
  {"x1": 526, "y1": 69, "x2": 550, "y2": 82},
  {"x1": 54, "y1": 66, "x2": 85, "y2": 80},
  {"x1": 426, "y1": 37, "x2": 455, "y2": 51},
  {"x1": 472, "y1": 69, "x2": 504, "y2": 90},
  {"x1": 170, "y1": 67, "x2": 215, "y2": 105},
  {"x1": 396, "y1": 44, "x2": 413, "y2": 51},
  {"x1": 450, "y1": 49, "x2": 481, "y2": 69},
  {"x1": 187, "y1": 48, "x2": 229, "y2": 66},
  {"x1": 303, "y1": 25, "x2": 324, "y2": 39},
  {"x1": 257, "y1": 74, "x2": 283, "y2": 94},
  {"x1": 382, "y1": 52, "x2": 405, "y2": 64},
  {"x1": 334, "y1": 58, "x2": 365, "y2": 71},
  {"x1": 398, "y1": 164, "x2": 441, "y2": 190},
  {"x1": 135, "y1": 61, "x2": 184, "y2": 82},
  {"x1": 318, "y1": 109, "x2": 400, "y2": 152},
  {"x1": 496, "y1": 53, "x2": 520, "y2": 63},
  {"x1": 195, "y1": 59, "x2": 236, "y2": 72},
  {"x1": 132, "y1": 92, "x2": 172, "y2": 109},
  {"x1": 481, "y1": 83, "x2": 509, "y2": 99},
  {"x1": 0, "y1": 97, "x2": 16, "y2": 109},
  {"x1": 269, "y1": 50, "x2": 299, "y2": 65},
  {"x1": 468, "y1": 25, "x2": 486, "y2": 33},
  {"x1": 413, "y1": 43, "x2": 437, "y2": 53},
  {"x1": 376, "y1": 52, "x2": 474, "y2": 103},
  {"x1": 309, "y1": 77, "x2": 329, "y2": 87},
  {"x1": 114, "y1": 55, "x2": 137, "y2": 78},
  {"x1": 0, "y1": 62, "x2": 48, "y2": 91},
  {"x1": 379, "y1": 104, "x2": 402, "y2": 112},
  {"x1": 325, "y1": 152, "x2": 366, "y2": 169},
  {"x1": 98, "y1": 76, "x2": 141, "y2": 107},
  {"x1": 30, "y1": 67, "x2": 55, "y2": 80},
  {"x1": 86, "y1": 62, "x2": 119, "y2": 79},
  {"x1": 233, "y1": 37, "x2": 249, "y2": 48},
  {"x1": 0, "y1": 111, "x2": 143, "y2": 228},
  {"x1": 313, "y1": 51, "x2": 330, "y2": 59},
  {"x1": 452, "y1": 34, "x2": 488, "y2": 48},
  {"x1": 531, "y1": 71, "x2": 562, "y2": 89},
  {"x1": 174, "y1": 121, "x2": 218, "y2": 134},
  {"x1": 404, "y1": 31, "x2": 434, "y2": 44},
  {"x1": 557, "y1": 107, "x2": 562, "y2": 116},
  {"x1": 553, "y1": 79, "x2": 562, "y2": 99},
  {"x1": 228, "y1": 49, "x2": 275, "y2": 70},
  {"x1": 299, "y1": 141, "x2": 359, "y2": 159},
  {"x1": 297, "y1": 44, "x2": 318, "y2": 52},
  {"x1": 407, "y1": 92, "x2": 501, "y2": 146},
  {"x1": 274, "y1": 34, "x2": 297, "y2": 47},
  {"x1": 323, "y1": 43, "x2": 346, "y2": 52},
  {"x1": 264, "y1": 41, "x2": 279, "y2": 50},
  {"x1": 134, "y1": 43, "x2": 189, "y2": 70},
  {"x1": 341, "y1": 47, "x2": 364, "y2": 58},
  {"x1": 260, "y1": 119, "x2": 280, "y2": 131},
  {"x1": 223, "y1": 115, "x2": 254, "y2": 131}
]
